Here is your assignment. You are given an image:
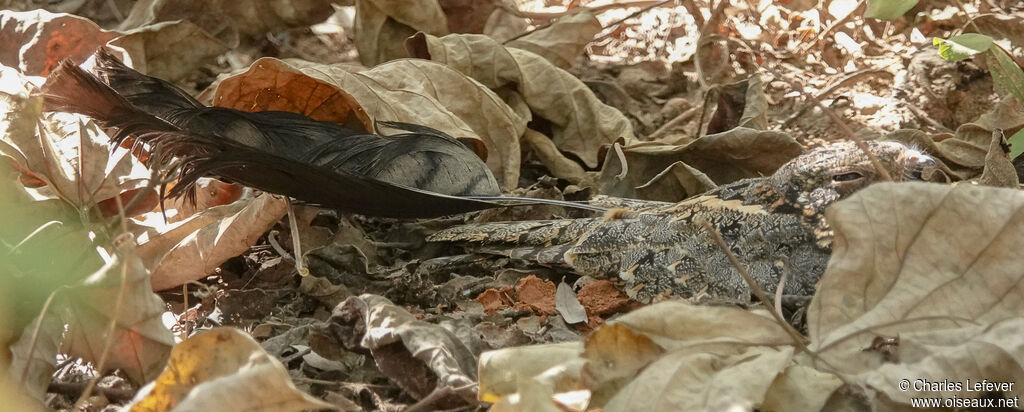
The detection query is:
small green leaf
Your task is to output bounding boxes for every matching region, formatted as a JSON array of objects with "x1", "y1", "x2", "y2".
[
  {"x1": 865, "y1": 0, "x2": 918, "y2": 20},
  {"x1": 933, "y1": 34, "x2": 994, "y2": 61},
  {"x1": 1008, "y1": 128, "x2": 1024, "y2": 159},
  {"x1": 987, "y1": 45, "x2": 1024, "y2": 108}
]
